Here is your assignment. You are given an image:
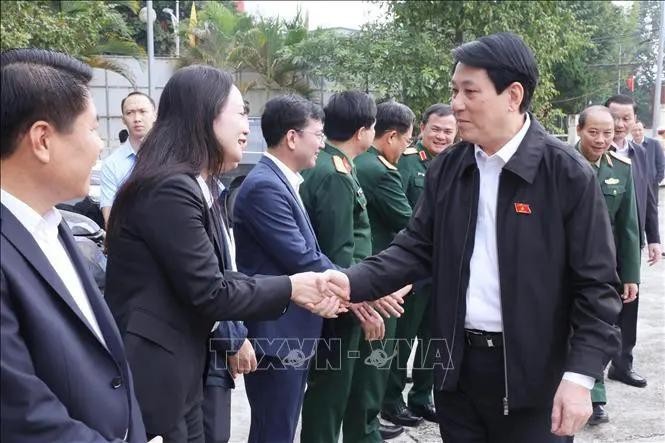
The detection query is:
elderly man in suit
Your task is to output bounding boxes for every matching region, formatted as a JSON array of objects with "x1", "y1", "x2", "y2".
[
  {"x1": 232, "y1": 95, "x2": 336, "y2": 442},
  {"x1": 631, "y1": 120, "x2": 665, "y2": 199},
  {"x1": 1, "y1": 49, "x2": 147, "y2": 442}
]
